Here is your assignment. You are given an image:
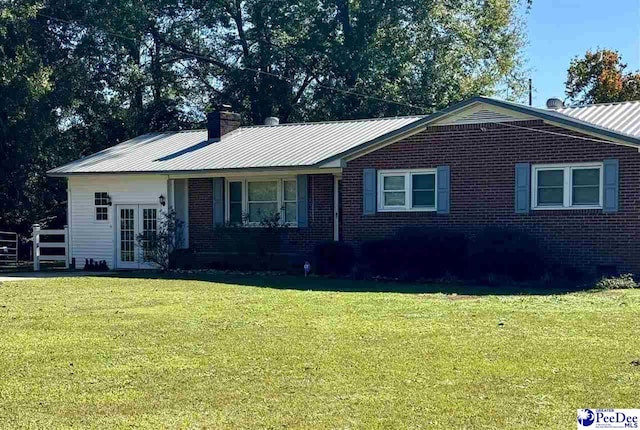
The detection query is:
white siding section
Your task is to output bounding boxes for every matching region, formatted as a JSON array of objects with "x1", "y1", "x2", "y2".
[
  {"x1": 68, "y1": 175, "x2": 168, "y2": 269},
  {"x1": 435, "y1": 104, "x2": 536, "y2": 126}
]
